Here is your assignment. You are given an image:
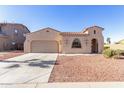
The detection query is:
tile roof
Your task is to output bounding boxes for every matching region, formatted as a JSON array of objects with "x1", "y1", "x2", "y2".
[
  {"x1": 60, "y1": 32, "x2": 88, "y2": 36},
  {"x1": 0, "y1": 23, "x2": 30, "y2": 32},
  {"x1": 83, "y1": 26, "x2": 104, "y2": 33}
]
